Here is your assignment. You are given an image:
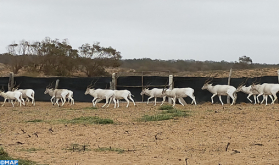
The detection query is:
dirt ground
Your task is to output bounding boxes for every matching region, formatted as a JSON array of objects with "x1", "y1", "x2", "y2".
[{"x1": 1, "y1": 101, "x2": 279, "y2": 165}]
